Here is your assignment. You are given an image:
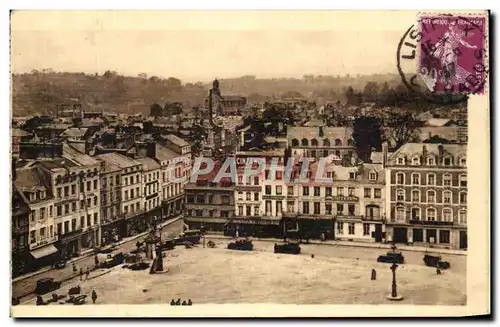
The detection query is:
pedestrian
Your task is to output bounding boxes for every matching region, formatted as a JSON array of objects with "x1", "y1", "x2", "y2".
[
  {"x1": 371, "y1": 268, "x2": 377, "y2": 280},
  {"x1": 86, "y1": 267, "x2": 90, "y2": 280},
  {"x1": 170, "y1": 299, "x2": 176, "y2": 306},
  {"x1": 175, "y1": 298, "x2": 181, "y2": 305},
  {"x1": 436, "y1": 267, "x2": 442, "y2": 275},
  {"x1": 94, "y1": 255, "x2": 99, "y2": 267},
  {"x1": 91, "y1": 289, "x2": 97, "y2": 304},
  {"x1": 79, "y1": 268, "x2": 83, "y2": 281},
  {"x1": 181, "y1": 300, "x2": 187, "y2": 306},
  {"x1": 187, "y1": 299, "x2": 192, "y2": 306},
  {"x1": 73, "y1": 263, "x2": 77, "y2": 272}
]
